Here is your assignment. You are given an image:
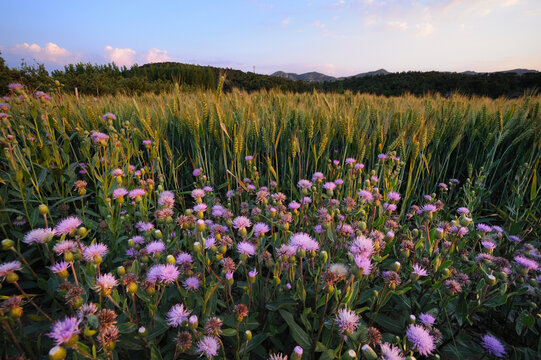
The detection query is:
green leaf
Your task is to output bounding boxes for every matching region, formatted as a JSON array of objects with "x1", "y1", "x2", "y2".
[
  {"x1": 118, "y1": 322, "x2": 137, "y2": 334},
  {"x1": 279, "y1": 310, "x2": 311, "y2": 350},
  {"x1": 266, "y1": 298, "x2": 297, "y2": 311},
  {"x1": 241, "y1": 333, "x2": 268, "y2": 354},
  {"x1": 222, "y1": 328, "x2": 237, "y2": 337}
]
